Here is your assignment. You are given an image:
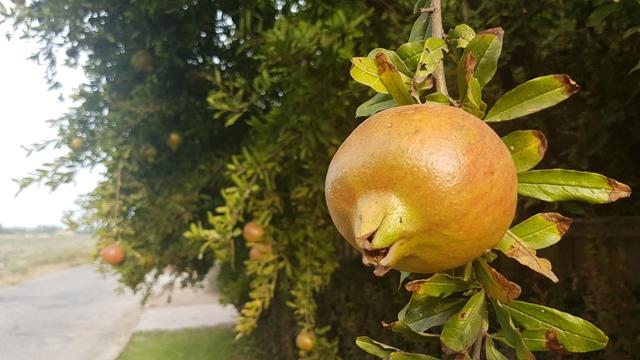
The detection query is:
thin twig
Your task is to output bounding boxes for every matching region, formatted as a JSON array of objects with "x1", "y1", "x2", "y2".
[
  {"x1": 429, "y1": 0, "x2": 449, "y2": 97},
  {"x1": 472, "y1": 330, "x2": 485, "y2": 360}
]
